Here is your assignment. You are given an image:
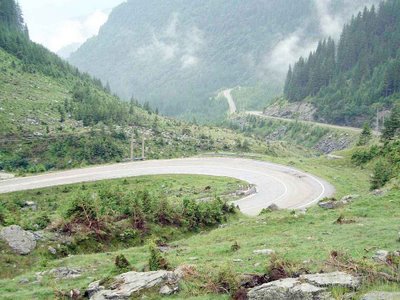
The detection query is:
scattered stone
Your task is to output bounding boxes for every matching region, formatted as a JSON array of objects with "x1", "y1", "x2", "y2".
[
  {"x1": 48, "y1": 246, "x2": 57, "y2": 255},
  {"x1": 159, "y1": 284, "x2": 178, "y2": 295},
  {"x1": 19, "y1": 277, "x2": 29, "y2": 284},
  {"x1": 319, "y1": 195, "x2": 359, "y2": 210},
  {"x1": 319, "y1": 199, "x2": 338, "y2": 209},
  {"x1": 69, "y1": 289, "x2": 81, "y2": 299},
  {"x1": 254, "y1": 263, "x2": 261, "y2": 267},
  {"x1": 362, "y1": 292, "x2": 400, "y2": 300},
  {"x1": 253, "y1": 249, "x2": 275, "y2": 256},
  {"x1": 233, "y1": 259, "x2": 243, "y2": 262},
  {"x1": 372, "y1": 250, "x2": 389, "y2": 263},
  {"x1": 267, "y1": 204, "x2": 279, "y2": 211},
  {"x1": 372, "y1": 189, "x2": 384, "y2": 196},
  {"x1": 0, "y1": 225, "x2": 37, "y2": 255},
  {"x1": 248, "y1": 272, "x2": 360, "y2": 300},
  {"x1": 22, "y1": 201, "x2": 37, "y2": 211},
  {"x1": 237, "y1": 186, "x2": 257, "y2": 197},
  {"x1": 45, "y1": 267, "x2": 82, "y2": 280},
  {"x1": 87, "y1": 270, "x2": 182, "y2": 300},
  {"x1": 340, "y1": 194, "x2": 360, "y2": 204}
]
